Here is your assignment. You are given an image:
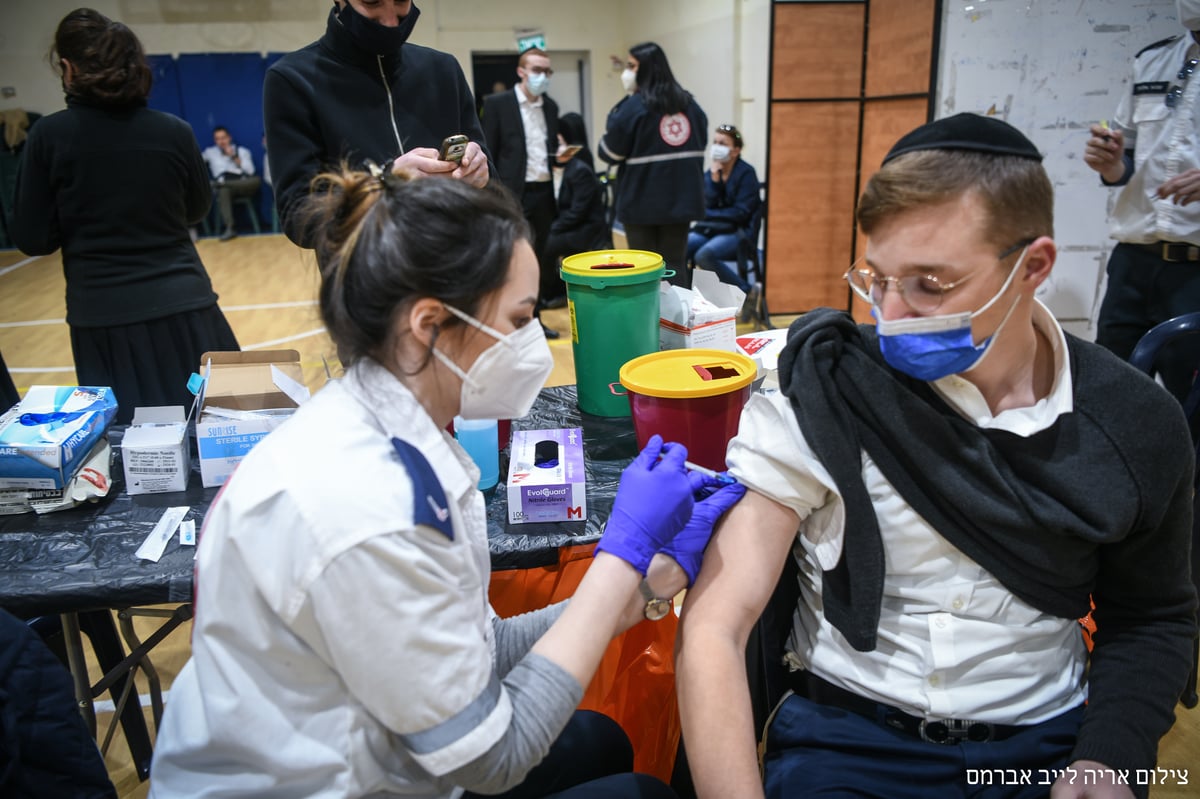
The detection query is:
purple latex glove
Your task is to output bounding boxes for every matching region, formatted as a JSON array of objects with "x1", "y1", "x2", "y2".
[
  {"x1": 594, "y1": 435, "x2": 695, "y2": 575},
  {"x1": 660, "y1": 477, "x2": 747, "y2": 586}
]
